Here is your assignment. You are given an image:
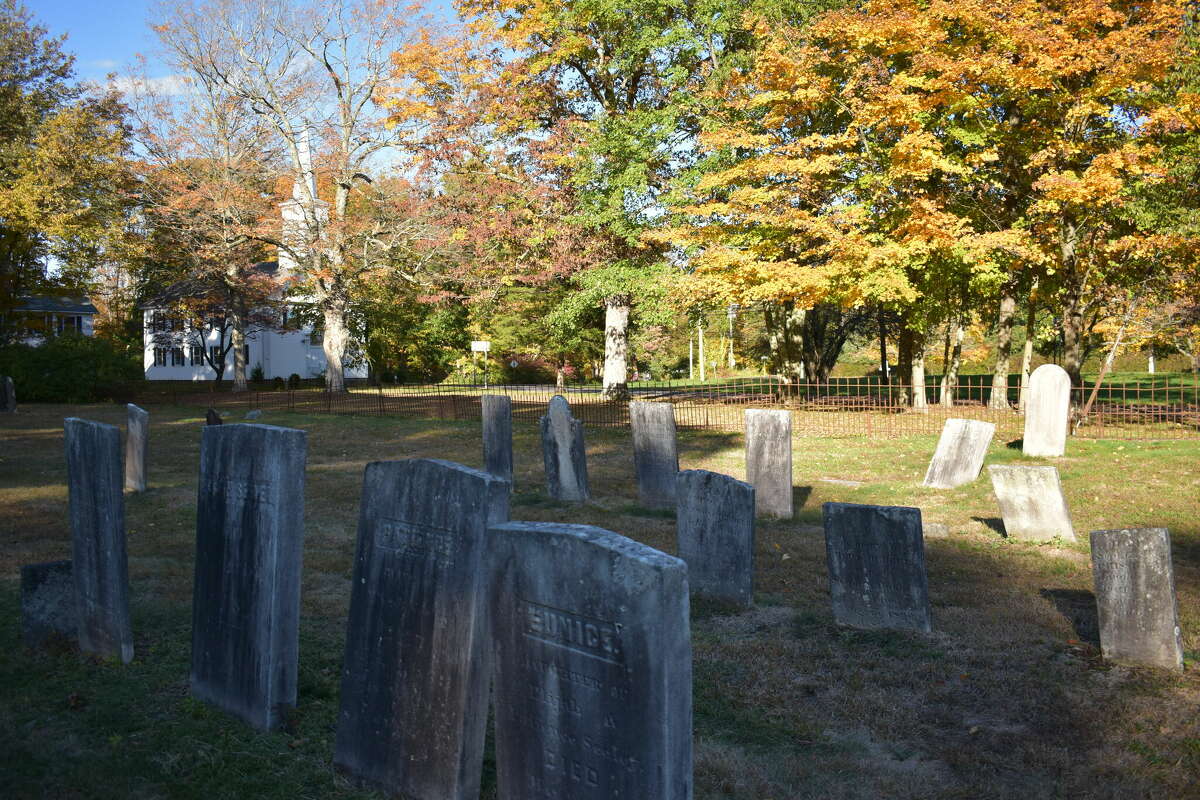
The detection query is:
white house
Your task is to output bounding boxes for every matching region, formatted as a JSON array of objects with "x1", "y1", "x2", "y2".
[{"x1": 7, "y1": 296, "x2": 99, "y2": 342}]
